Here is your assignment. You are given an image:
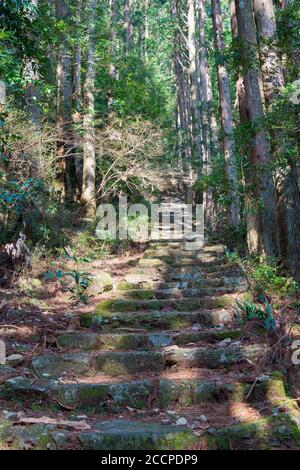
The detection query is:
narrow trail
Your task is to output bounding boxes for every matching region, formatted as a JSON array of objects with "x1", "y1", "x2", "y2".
[{"x1": 1, "y1": 194, "x2": 300, "y2": 450}]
